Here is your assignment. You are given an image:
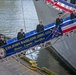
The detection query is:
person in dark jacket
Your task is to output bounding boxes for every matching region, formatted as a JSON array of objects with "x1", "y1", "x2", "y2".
[
  {"x1": 0, "y1": 36, "x2": 6, "y2": 47},
  {"x1": 36, "y1": 20, "x2": 44, "y2": 33},
  {"x1": 70, "y1": 0, "x2": 76, "y2": 4},
  {"x1": 17, "y1": 29, "x2": 25, "y2": 40},
  {"x1": 55, "y1": 15, "x2": 63, "y2": 27},
  {"x1": 70, "y1": 10, "x2": 76, "y2": 20}
]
